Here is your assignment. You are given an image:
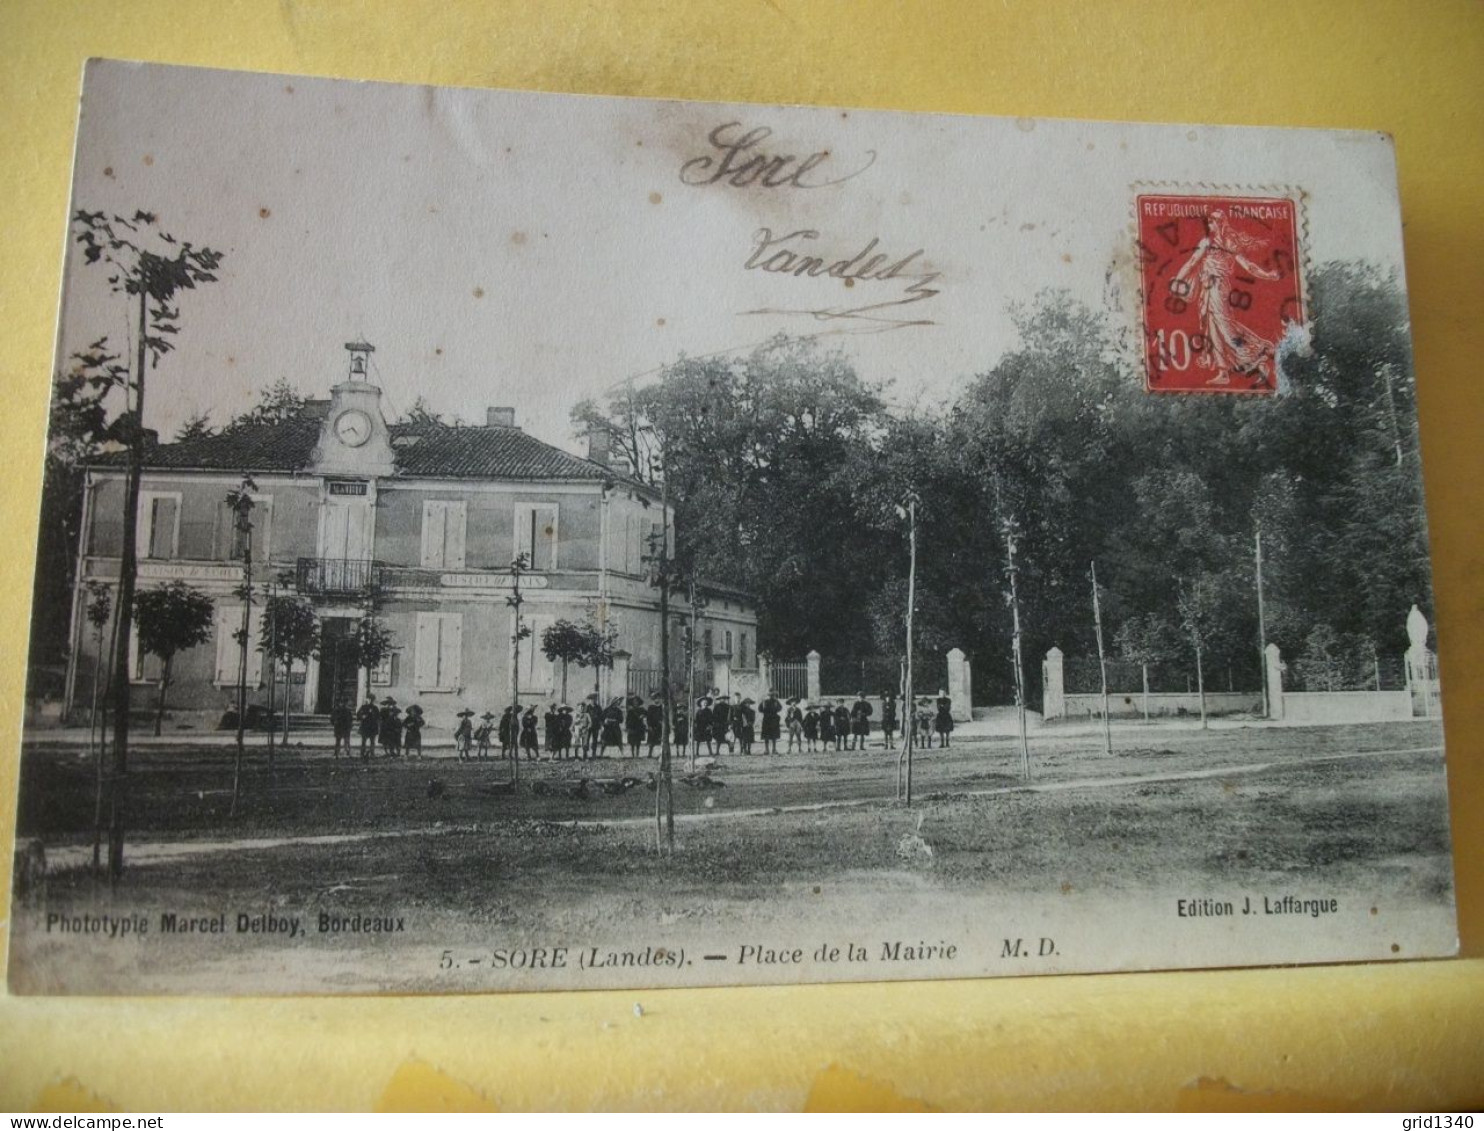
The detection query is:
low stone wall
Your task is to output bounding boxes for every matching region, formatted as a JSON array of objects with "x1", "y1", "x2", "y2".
[
  {"x1": 1062, "y1": 690, "x2": 1262, "y2": 719},
  {"x1": 1280, "y1": 690, "x2": 1411, "y2": 724}
]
